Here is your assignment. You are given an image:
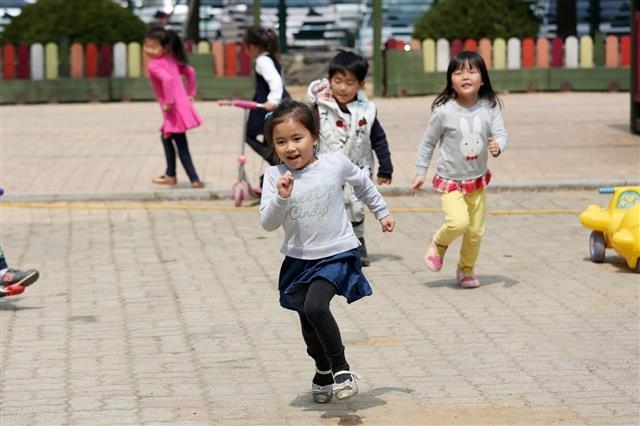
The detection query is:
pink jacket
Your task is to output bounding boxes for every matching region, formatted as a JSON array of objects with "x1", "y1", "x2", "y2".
[{"x1": 147, "y1": 55, "x2": 202, "y2": 135}]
